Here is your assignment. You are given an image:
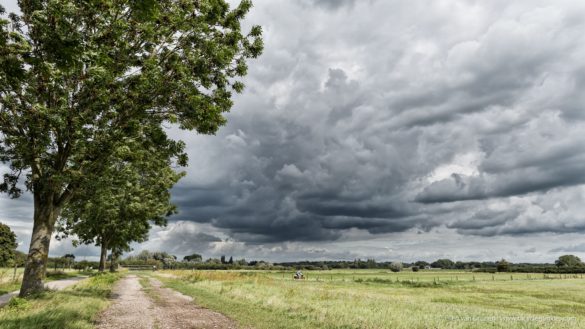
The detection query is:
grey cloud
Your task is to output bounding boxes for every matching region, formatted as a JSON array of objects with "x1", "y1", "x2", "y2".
[
  {"x1": 299, "y1": 0, "x2": 356, "y2": 10},
  {"x1": 166, "y1": 0, "x2": 585, "y2": 245},
  {"x1": 417, "y1": 114, "x2": 585, "y2": 203},
  {"x1": 550, "y1": 244, "x2": 585, "y2": 253},
  {"x1": 448, "y1": 208, "x2": 521, "y2": 232},
  {"x1": 441, "y1": 186, "x2": 585, "y2": 237},
  {"x1": 139, "y1": 221, "x2": 223, "y2": 257}
]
